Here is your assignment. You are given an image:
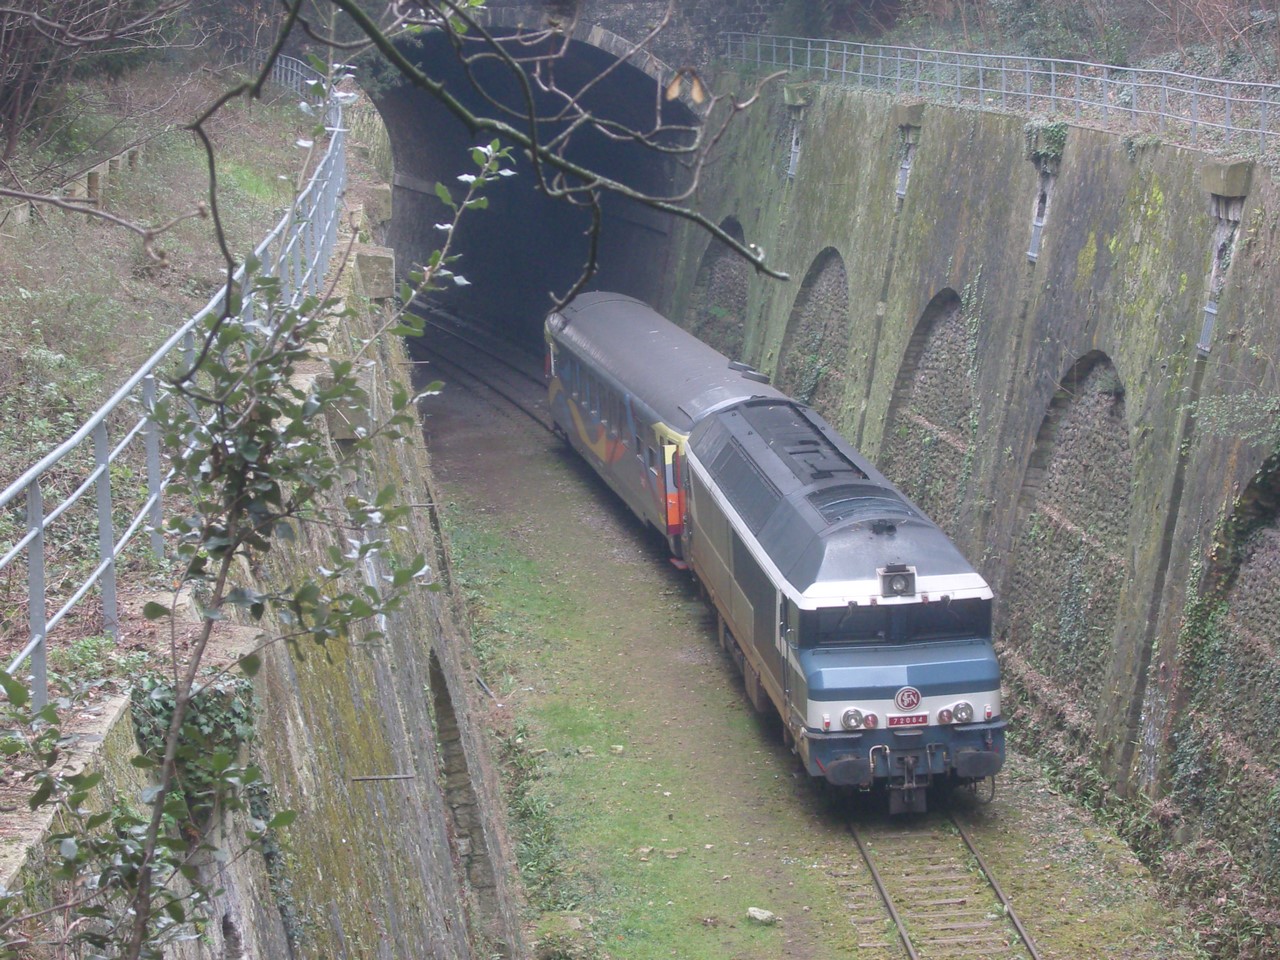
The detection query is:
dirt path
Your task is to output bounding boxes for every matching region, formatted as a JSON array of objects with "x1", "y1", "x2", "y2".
[{"x1": 421, "y1": 361, "x2": 1200, "y2": 960}]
